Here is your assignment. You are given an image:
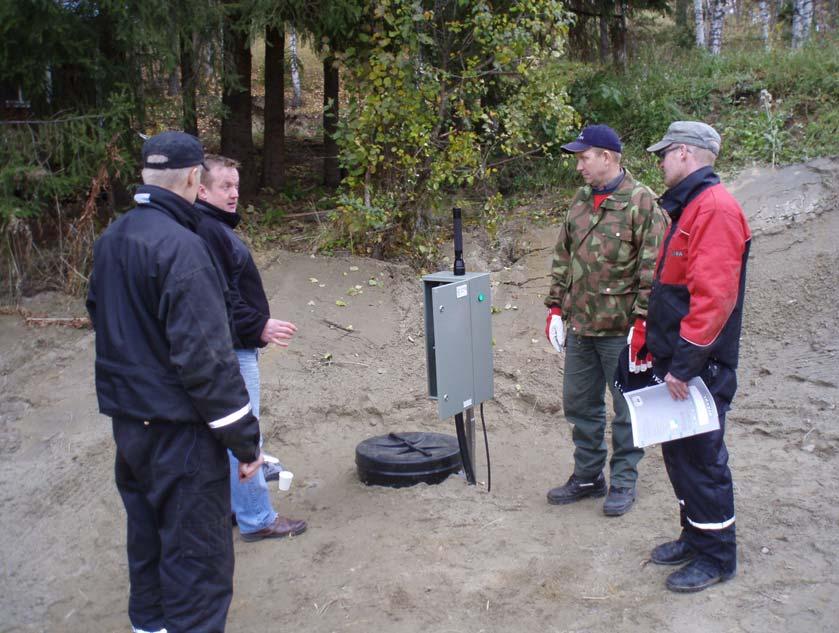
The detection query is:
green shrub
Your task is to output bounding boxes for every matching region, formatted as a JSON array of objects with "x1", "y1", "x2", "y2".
[{"x1": 0, "y1": 96, "x2": 134, "y2": 296}]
